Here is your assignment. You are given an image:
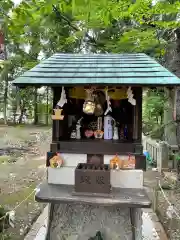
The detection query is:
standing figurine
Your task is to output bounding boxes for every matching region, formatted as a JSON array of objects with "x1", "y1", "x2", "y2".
[
  {"x1": 76, "y1": 117, "x2": 83, "y2": 139},
  {"x1": 113, "y1": 120, "x2": 119, "y2": 140}
]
